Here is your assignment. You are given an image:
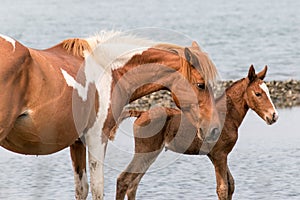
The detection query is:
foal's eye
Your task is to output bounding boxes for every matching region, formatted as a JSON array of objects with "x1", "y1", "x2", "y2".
[
  {"x1": 197, "y1": 83, "x2": 205, "y2": 90},
  {"x1": 255, "y1": 92, "x2": 262, "y2": 97}
]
